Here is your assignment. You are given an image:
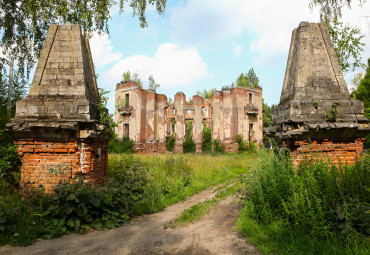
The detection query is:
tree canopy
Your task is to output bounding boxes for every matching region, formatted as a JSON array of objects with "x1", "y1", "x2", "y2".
[
  {"x1": 121, "y1": 70, "x2": 143, "y2": 88},
  {"x1": 0, "y1": 0, "x2": 167, "y2": 78},
  {"x1": 196, "y1": 88, "x2": 216, "y2": 99},
  {"x1": 236, "y1": 68, "x2": 260, "y2": 88},
  {"x1": 325, "y1": 15, "x2": 365, "y2": 72},
  {"x1": 351, "y1": 58, "x2": 370, "y2": 119},
  {"x1": 310, "y1": 0, "x2": 367, "y2": 19}
]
